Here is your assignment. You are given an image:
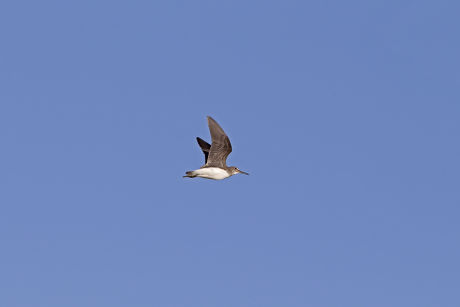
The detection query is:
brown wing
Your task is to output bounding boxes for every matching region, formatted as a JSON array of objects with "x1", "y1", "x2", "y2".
[
  {"x1": 196, "y1": 137, "x2": 211, "y2": 164},
  {"x1": 205, "y1": 116, "x2": 232, "y2": 168}
]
